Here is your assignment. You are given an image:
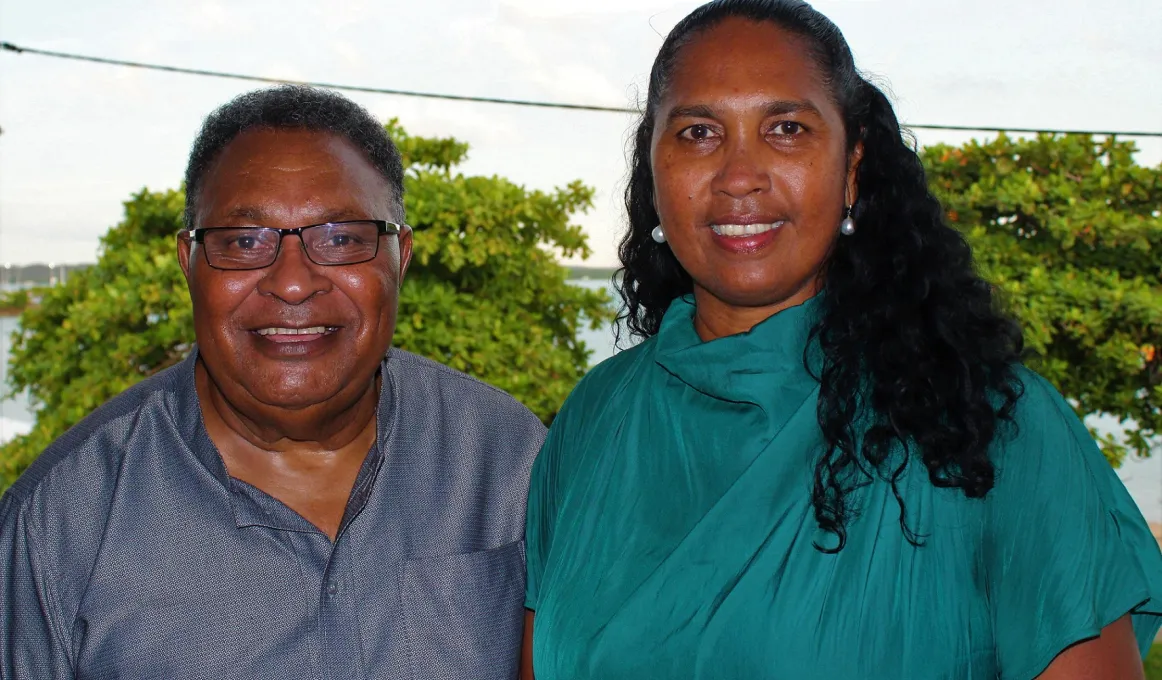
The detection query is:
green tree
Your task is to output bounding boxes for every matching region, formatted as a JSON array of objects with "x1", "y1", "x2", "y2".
[
  {"x1": 0, "y1": 289, "x2": 32, "y2": 315},
  {"x1": 922, "y1": 134, "x2": 1161, "y2": 464},
  {"x1": 1, "y1": 123, "x2": 611, "y2": 487}
]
